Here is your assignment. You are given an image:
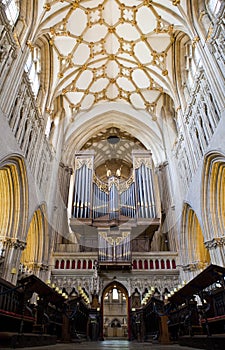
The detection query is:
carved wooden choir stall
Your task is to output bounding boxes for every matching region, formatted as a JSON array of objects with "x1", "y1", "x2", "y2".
[{"x1": 167, "y1": 264, "x2": 225, "y2": 350}]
